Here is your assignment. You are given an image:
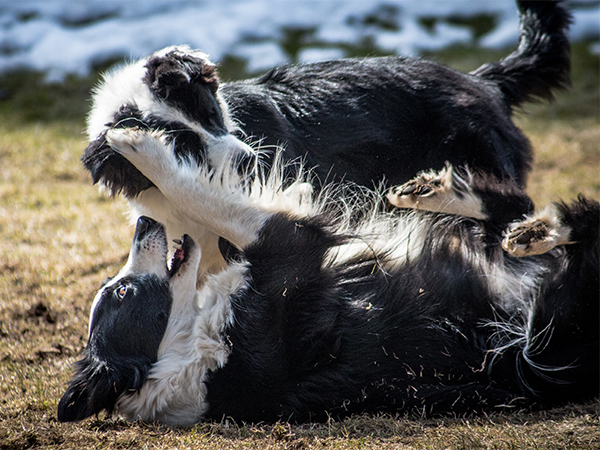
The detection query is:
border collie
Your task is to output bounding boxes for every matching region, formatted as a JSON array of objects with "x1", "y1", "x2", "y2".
[
  {"x1": 58, "y1": 126, "x2": 599, "y2": 425},
  {"x1": 80, "y1": 1, "x2": 571, "y2": 281}
]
